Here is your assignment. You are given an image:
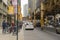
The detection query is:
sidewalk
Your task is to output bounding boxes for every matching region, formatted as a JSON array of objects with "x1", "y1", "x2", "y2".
[
  {"x1": 44, "y1": 26, "x2": 56, "y2": 33},
  {"x1": 0, "y1": 28, "x2": 24, "y2": 40}
]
